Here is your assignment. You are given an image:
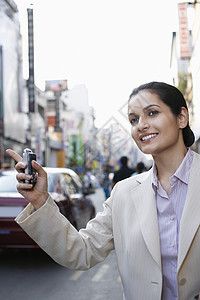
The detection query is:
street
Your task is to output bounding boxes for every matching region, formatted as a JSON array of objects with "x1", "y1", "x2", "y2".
[{"x1": 0, "y1": 188, "x2": 123, "y2": 300}]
